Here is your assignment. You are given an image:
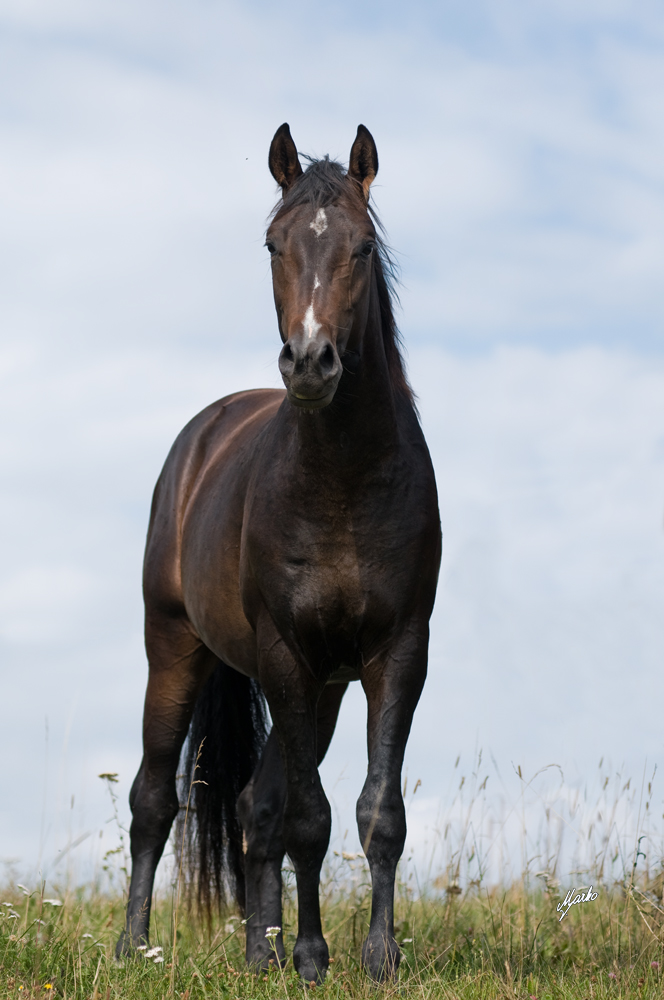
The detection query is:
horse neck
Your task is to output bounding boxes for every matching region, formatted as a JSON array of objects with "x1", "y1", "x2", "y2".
[{"x1": 292, "y1": 272, "x2": 401, "y2": 468}]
